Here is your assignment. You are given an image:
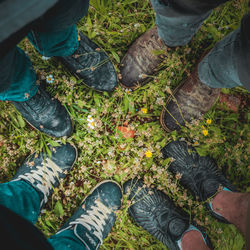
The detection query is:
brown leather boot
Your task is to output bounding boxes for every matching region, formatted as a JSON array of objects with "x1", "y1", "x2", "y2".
[
  {"x1": 120, "y1": 26, "x2": 168, "y2": 89},
  {"x1": 160, "y1": 70, "x2": 220, "y2": 132}
]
